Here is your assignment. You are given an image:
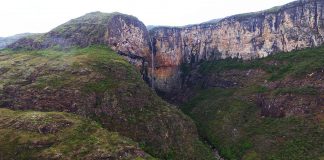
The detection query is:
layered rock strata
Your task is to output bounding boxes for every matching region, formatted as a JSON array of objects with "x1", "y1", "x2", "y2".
[
  {"x1": 150, "y1": 0, "x2": 324, "y2": 93},
  {"x1": 7, "y1": 1, "x2": 324, "y2": 93}
]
